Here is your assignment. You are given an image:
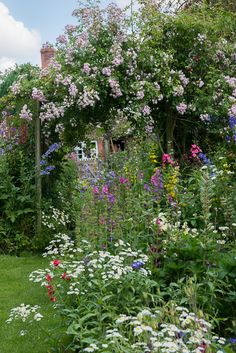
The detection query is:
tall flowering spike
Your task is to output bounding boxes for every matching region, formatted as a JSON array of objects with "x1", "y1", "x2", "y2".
[{"x1": 151, "y1": 168, "x2": 164, "y2": 191}]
